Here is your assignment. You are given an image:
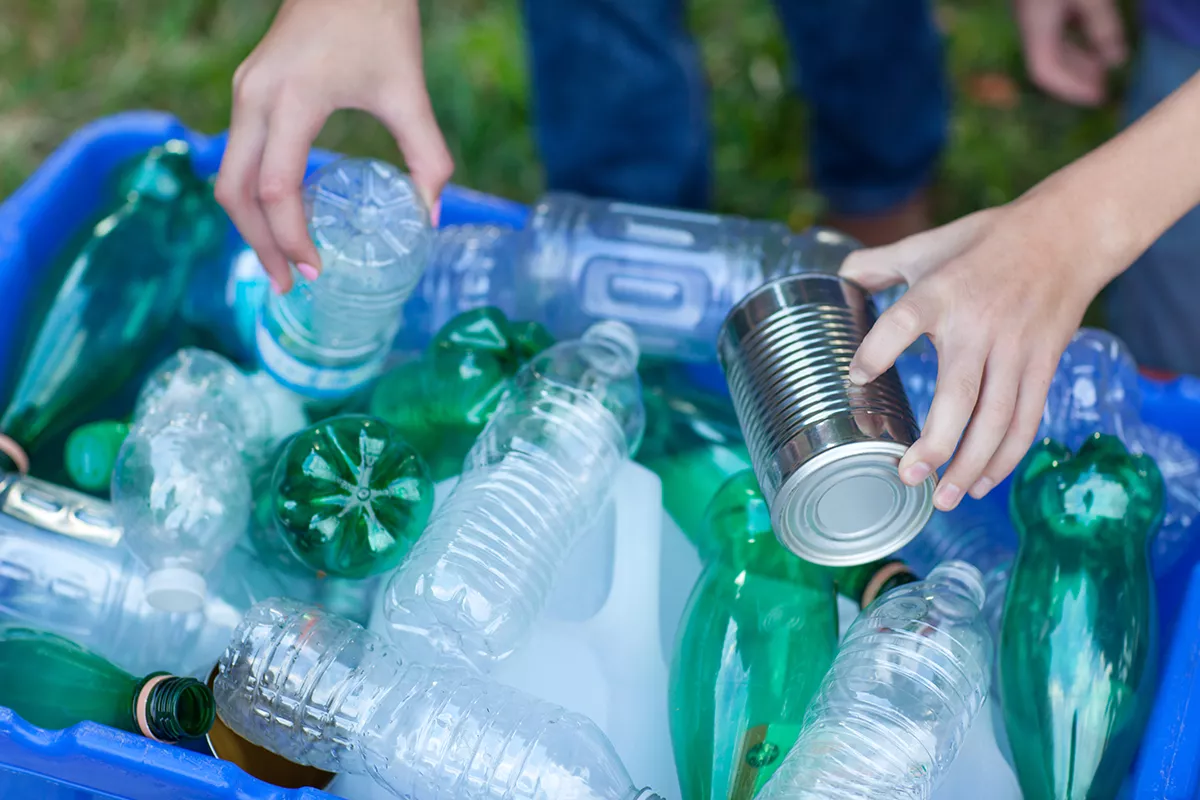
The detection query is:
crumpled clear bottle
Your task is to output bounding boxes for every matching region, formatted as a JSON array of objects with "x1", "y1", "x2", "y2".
[
  {"x1": 111, "y1": 348, "x2": 307, "y2": 613},
  {"x1": 215, "y1": 599, "x2": 662, "y2": 800},
  {"x1": 756, "y1": 561, "x2": 994, "y2": 800},
  {"x1": 255, "y1": 158, "x2": 433, "y2": 399},
  {"x1": 0, "y1": 478, "x2": 287, "y2": 678},
  {"x1": 380, "y1": 320, "x2": 645, "y2": 671}
]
